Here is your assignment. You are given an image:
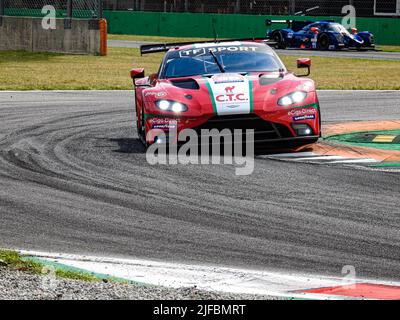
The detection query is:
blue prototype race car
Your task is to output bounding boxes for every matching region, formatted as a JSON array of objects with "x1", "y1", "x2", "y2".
[{"x1": 266, "y1": 20, "x2": 375, "y2": 51}]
